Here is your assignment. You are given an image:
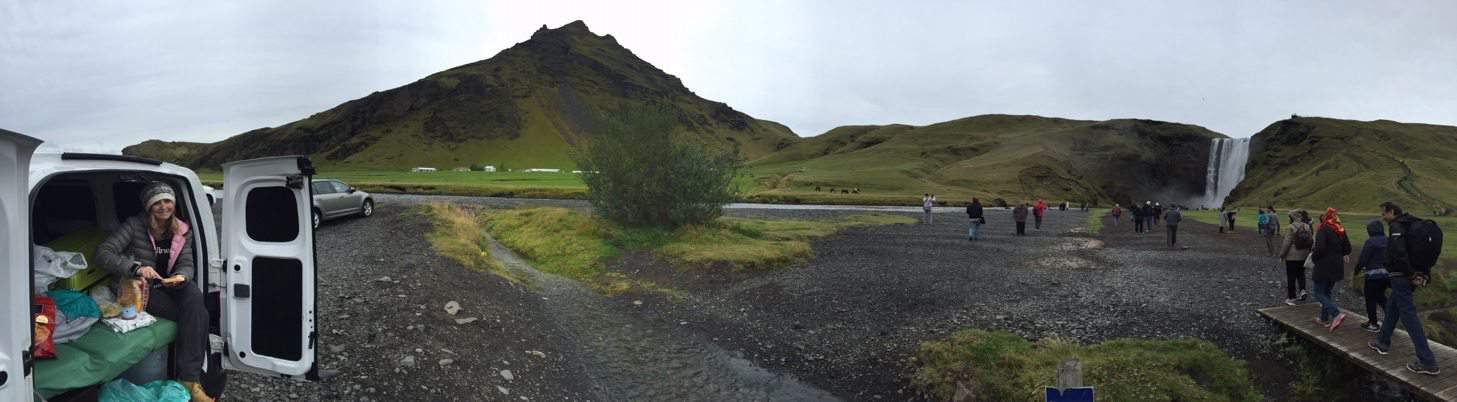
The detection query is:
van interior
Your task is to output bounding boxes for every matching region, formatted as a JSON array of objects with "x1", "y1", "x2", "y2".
[{"x1": 29, "y1": 171, "x2": 222, "y2": 400}]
